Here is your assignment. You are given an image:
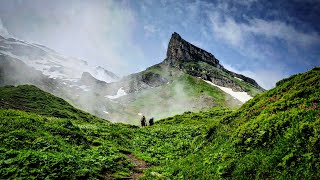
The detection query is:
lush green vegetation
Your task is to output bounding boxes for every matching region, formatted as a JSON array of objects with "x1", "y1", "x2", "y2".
[
  {"x1": 103, "y1": 62, "x2": 250, "y2": 124},
  {"x1": 0, "y1": 85, "x2": 136, "y2": 179},
  {"x1": 0, "y1": 85, "x2": 101, "y2": 122},
  {"x1": 138, "y1": 67, "x2": 320, "y2": 179},
  {"x1": 0, "y1": 84, "x2": 227, "y2": 179},
  {"x1": 131, "y1": 108, "x2": 233, "y2": 179},
  {"x1": 126, "y1": 74, "x2": 229, "y2": 117},
  {"x1": 103, "y1": 63, "x2": 238, "y2": 124},
  {"x1": 121, "y1": 64, "x2": 241, "y2": 123},
  {"x1": 0, "y1": 109, "x2": 134, "y2": 179},
  {"x1": 1, "y1": 67, "x2": 320, "y2": 179}
]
